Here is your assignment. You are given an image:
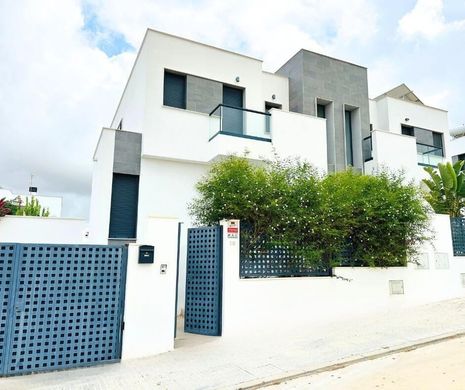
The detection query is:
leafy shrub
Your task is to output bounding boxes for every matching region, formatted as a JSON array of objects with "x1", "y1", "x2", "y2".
[
  {"x1": 320, "y1": 169, "x2": 430, "y2": 267},
  {"x1": 189, "y1": 156, "x2": 430, "y2": 267}
]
